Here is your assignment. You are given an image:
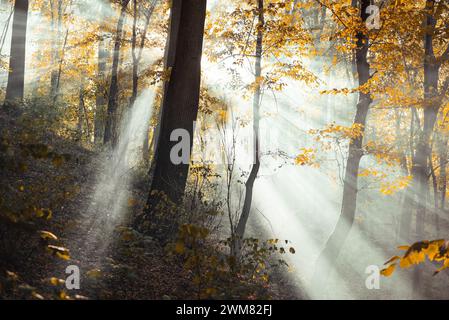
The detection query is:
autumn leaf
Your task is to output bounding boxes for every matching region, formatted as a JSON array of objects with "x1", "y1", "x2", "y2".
[
  {"x1": 380, "y1": 264, "x2": 396, "y2": 277},
  {"x1": 49, "y1": 277, "x2": 65, "y2": 286}
]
